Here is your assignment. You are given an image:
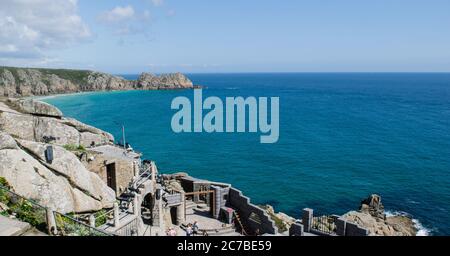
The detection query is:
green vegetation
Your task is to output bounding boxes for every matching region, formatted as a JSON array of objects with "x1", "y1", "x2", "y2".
[
  {"x1": 1, "y1": 66, "x2": 92, "y2": 85},
  {"x1": 259, "y1": 204, "x2": 288, "y2": 233},
  {"x1": 0, "y1": 177, "x2": 108, "y2": 236},
  {"x1": 94, "y1": 209, "x2": 108, "y2": 227},
  {"x1": 0, "y1": 177, "x2": 11, "y2": 205},
  {"x1": 55, "y1": 213, "x2": 108, "y2": 236},
  {"x1": 268, "y1": 212, "x2": 288, "y2": 233},
  {"x1": 40, "y1": 68, "x2": 91, "y2": 85},
  {"x1": 0, "y1": 177, "x2": 10, "y2": 188},
  {"x1": 0, "y1": 178, "x2": 47, "y2": 231},
  {"x1": 63, "y1": 144, "x2": 86, "y2": 152},
  {"x1": 9, "y1": 200, "x2": 47, "y2": 230}
]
